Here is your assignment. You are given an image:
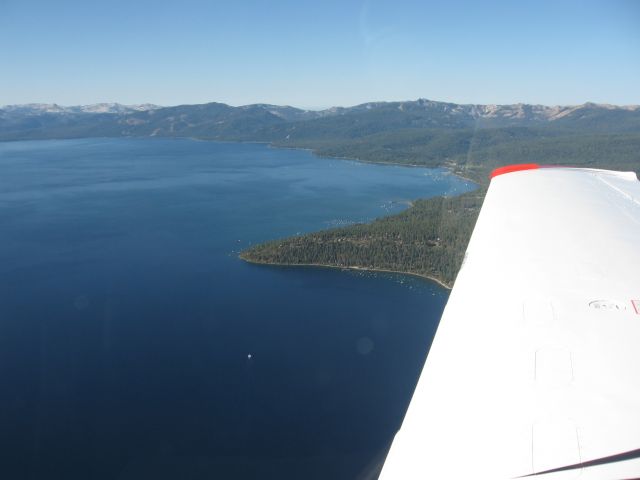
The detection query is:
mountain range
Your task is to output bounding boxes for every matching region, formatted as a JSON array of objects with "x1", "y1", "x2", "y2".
[
  {"x1": 2, "y1": 99, "x2": 639, "y2": 182},
  {"x1": 3, "y1": 99, "x2": 640, "y2": 139}
]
